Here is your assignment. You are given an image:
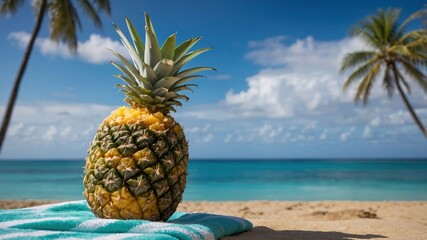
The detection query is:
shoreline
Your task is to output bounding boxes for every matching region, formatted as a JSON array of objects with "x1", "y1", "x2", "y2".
[{"x1": 1, "y1": 200, "x2": 427, "y2": 239}]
